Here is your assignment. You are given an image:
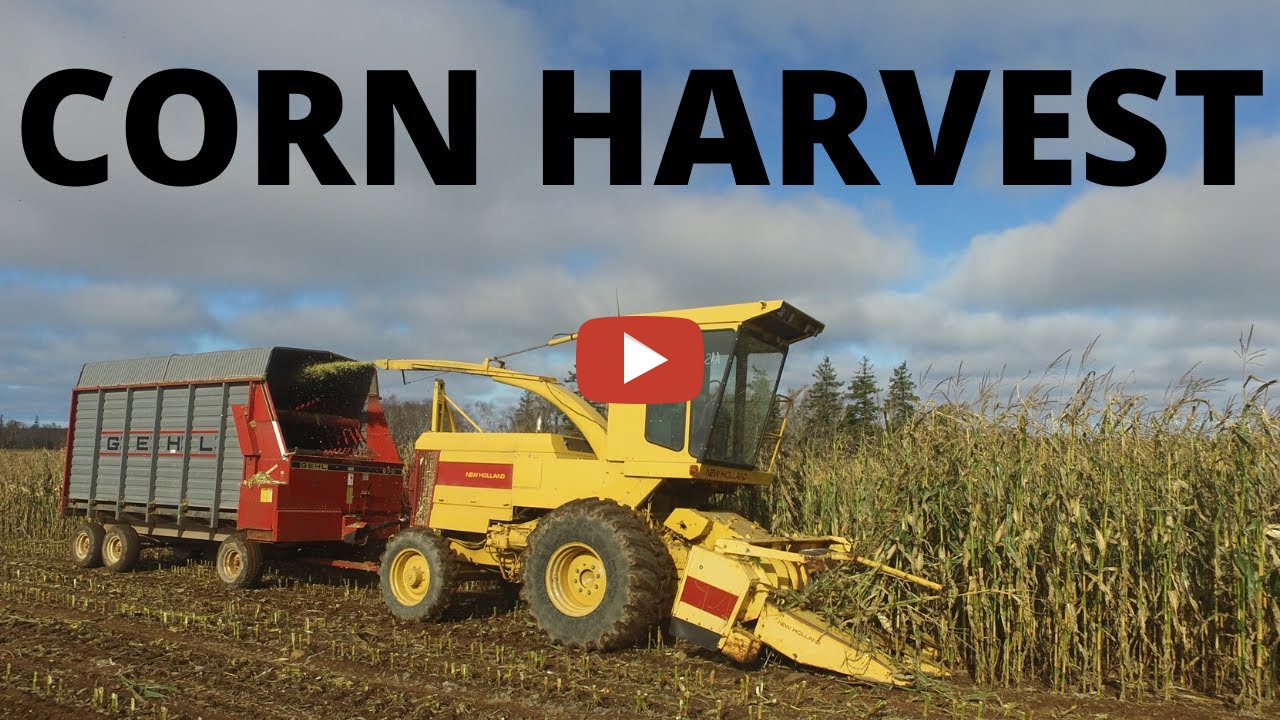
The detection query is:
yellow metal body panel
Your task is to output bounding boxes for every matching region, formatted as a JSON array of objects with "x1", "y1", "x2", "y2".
[
  {"x1": 548, "y1": 300, "x2": 824, "y2": 345},
  {"x1": 672, "y1": 546, "x2": 754, "y2": 636},
  {"x1": 689, "y1": 464, "x2": 772, "y2": 485},
  {"x1": 753, "y1": 604, "x2": 912, "y2": 686},
  {"x1": 415, "y1": 430, "x2": 666, "y2": 535},
  {"x1": 427, "y1": 493, "x2": 512, "y2": 531}
]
